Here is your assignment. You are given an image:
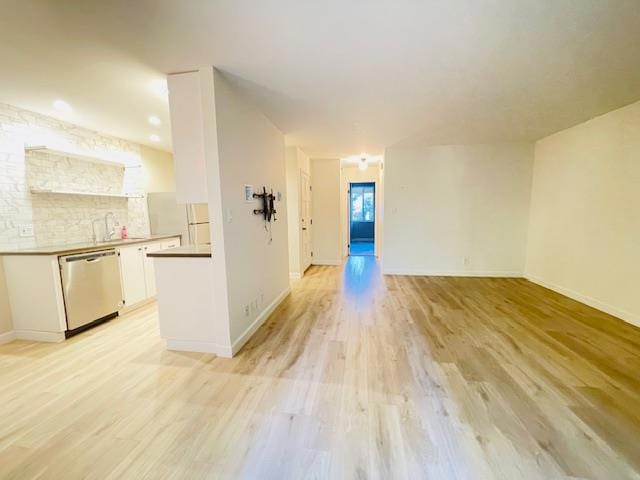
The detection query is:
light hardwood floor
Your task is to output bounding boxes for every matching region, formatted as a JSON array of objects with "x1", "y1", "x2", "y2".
[{"x1": 1, "y1": 256, "x2": 639, "y2": 479}]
